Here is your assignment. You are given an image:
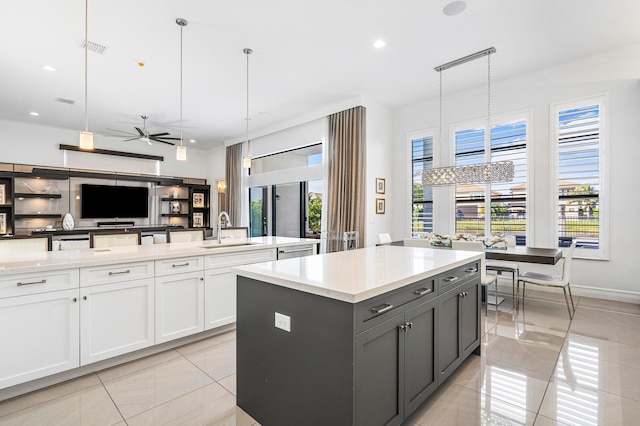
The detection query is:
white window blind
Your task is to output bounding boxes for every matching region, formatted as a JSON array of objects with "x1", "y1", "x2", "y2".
[
  {"x1": 455, "y1": 119, "x2": 527, "y2": 242},
  {"x1": 411, "y1": 136, "x2": 434, "y2": 236},
  {"x1": 556, "y1": 102, "x2": 601, "y2": 249}
]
